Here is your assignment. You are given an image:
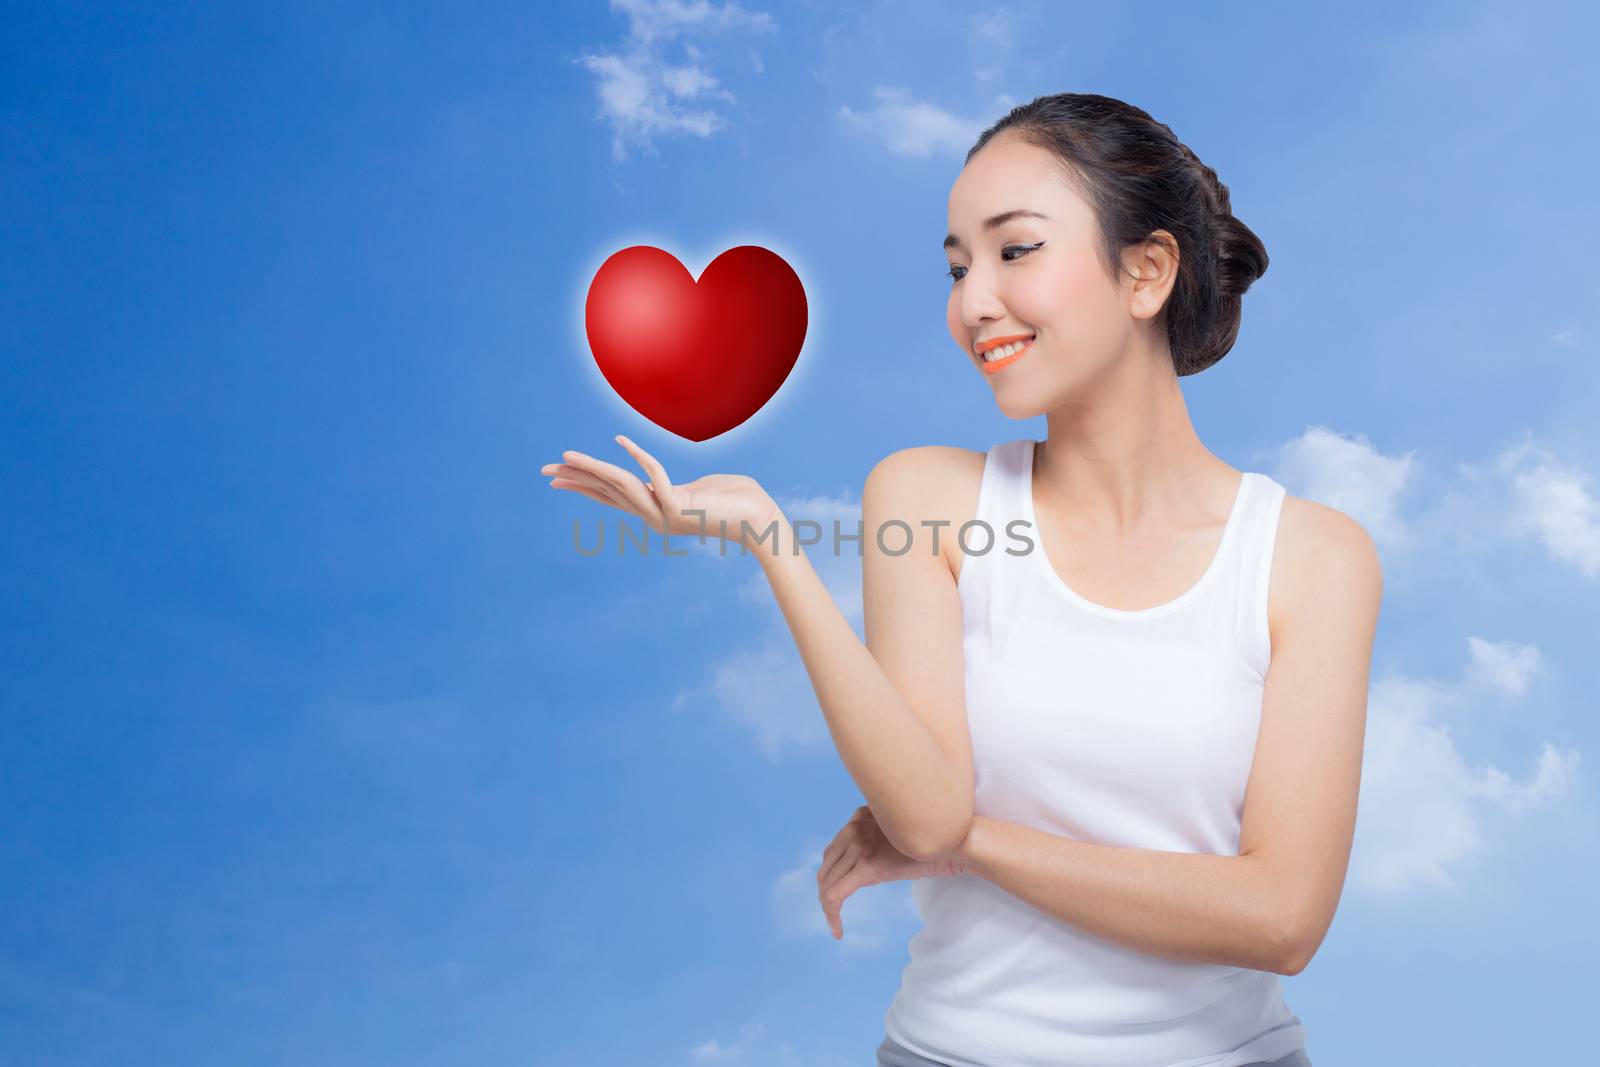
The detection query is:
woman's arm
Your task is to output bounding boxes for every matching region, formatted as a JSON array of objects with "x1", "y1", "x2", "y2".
[
  {"x1": 755, "y1": 447, "x2": 976, "y2": 862},
  {"x1": 546, "y1": 436, "x2": 976, "y2": 863},
  {"x1": 950, "y1": 818, "x2": 1297, "y2": 972},
  {"x1": 948, "y1": 500, "x2": 1382, "y2": 976}
]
